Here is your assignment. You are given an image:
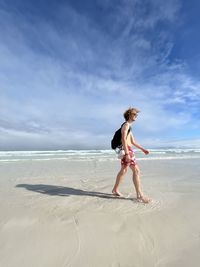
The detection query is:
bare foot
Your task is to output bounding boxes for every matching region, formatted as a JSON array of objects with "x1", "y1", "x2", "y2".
[
  {"x1": 137, "y1": 195, "x2": 152, "y2": 204},
  {"x1": 112, "y1": 190, "x2": 123, "y2": 197}
]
